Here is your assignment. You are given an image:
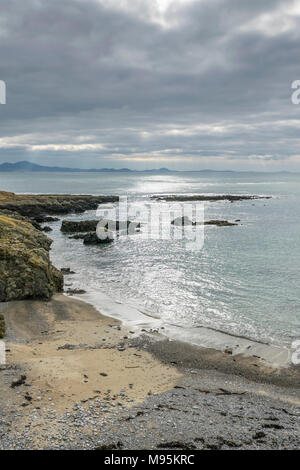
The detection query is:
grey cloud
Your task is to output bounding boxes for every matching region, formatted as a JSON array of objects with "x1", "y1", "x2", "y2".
[{"x1": 0, "y1": 0, "x2": 300, "y2": 170}]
